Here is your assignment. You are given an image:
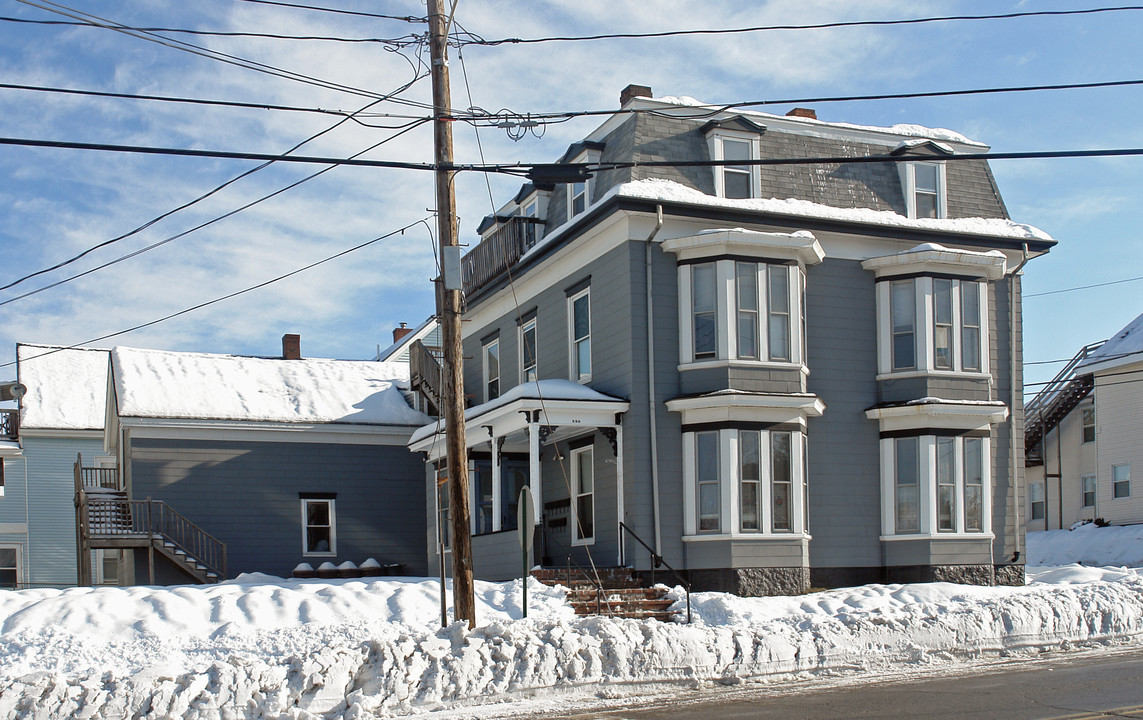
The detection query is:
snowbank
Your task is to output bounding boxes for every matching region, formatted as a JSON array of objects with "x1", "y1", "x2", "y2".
[
  {"x1": 3, "y1": 568, "x2": 1143, "y2": 719},
  {"x1": 1028, "y1": 522, "x2": 1143, "y2": 568}
]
